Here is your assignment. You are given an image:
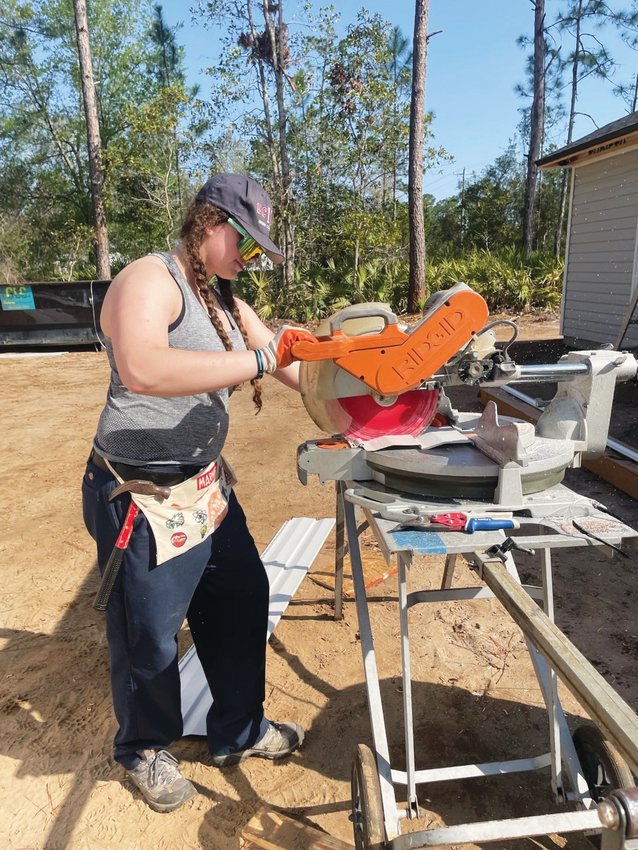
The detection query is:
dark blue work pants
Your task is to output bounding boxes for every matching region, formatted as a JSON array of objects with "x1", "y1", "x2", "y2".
[{"x1": 82, "y1": 457, "x2": 269, "y2": 768}]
